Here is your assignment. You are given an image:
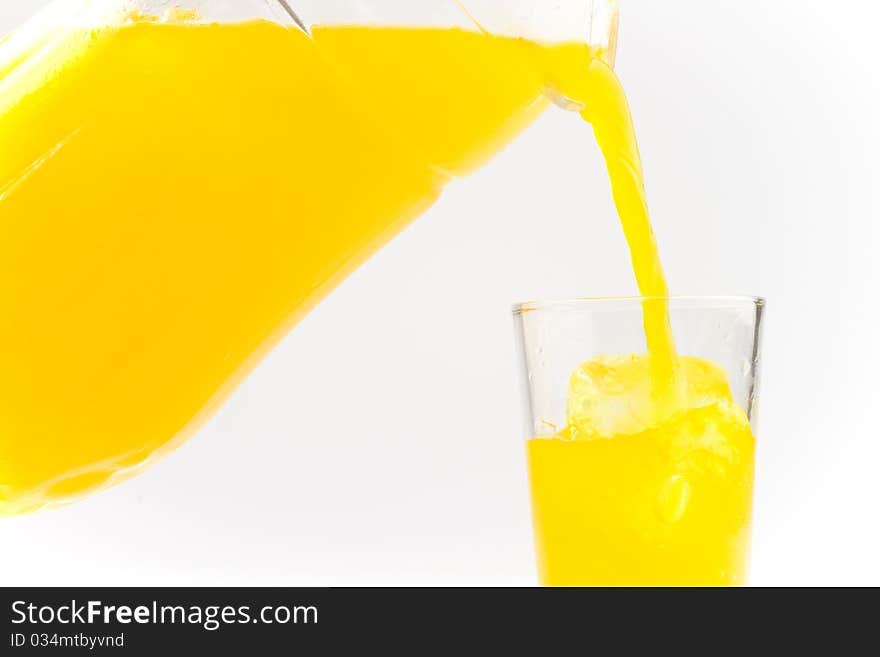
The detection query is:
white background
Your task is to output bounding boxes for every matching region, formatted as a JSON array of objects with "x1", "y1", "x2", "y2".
[{"x1": 1, "y1": 0, "x2": 878, "y2": 586}]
